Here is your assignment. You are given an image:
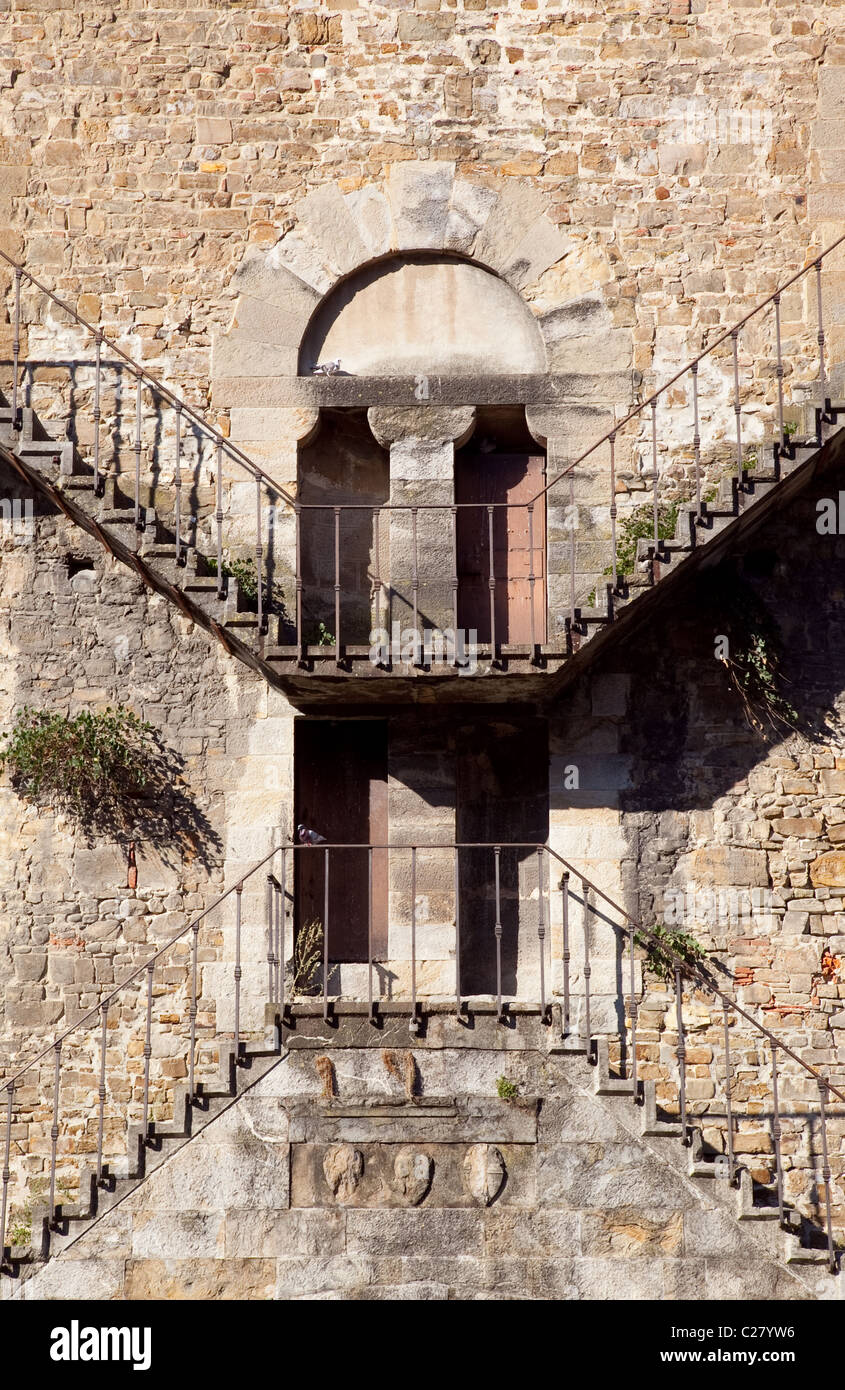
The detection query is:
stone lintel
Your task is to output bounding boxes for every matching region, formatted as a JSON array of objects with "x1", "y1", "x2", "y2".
[{"x1": 212, "y1": 373, "x2": 635, "y2": 411}]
